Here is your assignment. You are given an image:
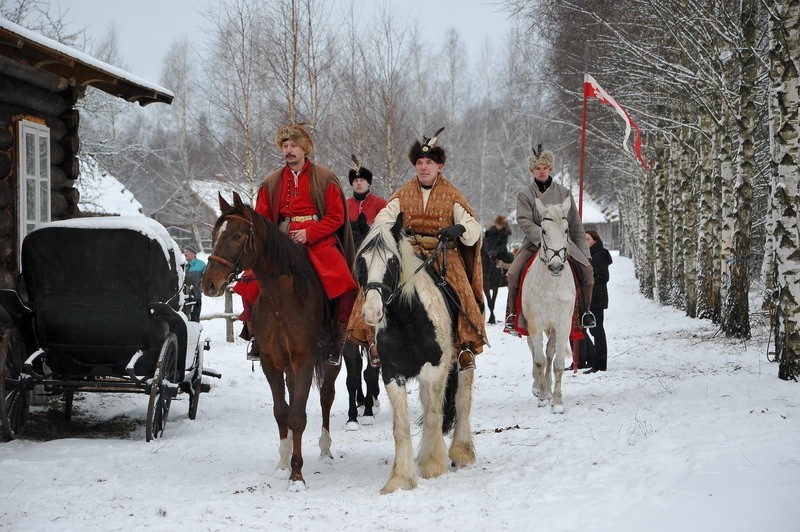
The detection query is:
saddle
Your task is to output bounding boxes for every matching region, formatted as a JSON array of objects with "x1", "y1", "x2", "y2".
[{"x1": 512, "y1": 252, "x2": 584, "y2": 341}]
